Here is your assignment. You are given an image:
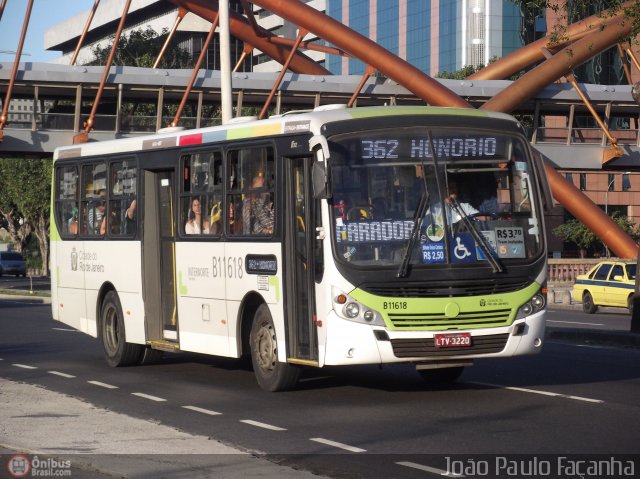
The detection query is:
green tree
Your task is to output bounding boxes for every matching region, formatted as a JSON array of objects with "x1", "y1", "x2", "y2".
[
  {"x1": 553, "y1": 212, "x2": 639, "y2": 258},
  {"x1": 85, "y1": 26, "x2": 194, "y2": 68},
  {"x1": 0, "y1": 158, "x2": 52, "y2": 276}
]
